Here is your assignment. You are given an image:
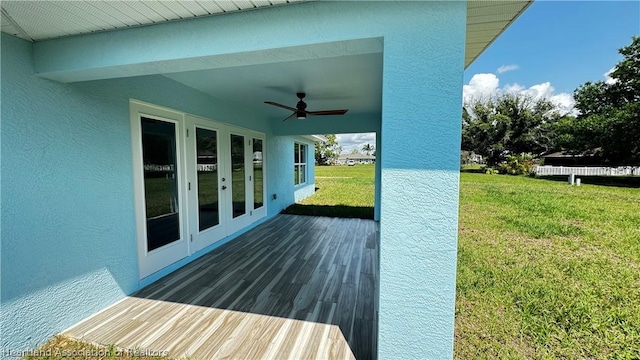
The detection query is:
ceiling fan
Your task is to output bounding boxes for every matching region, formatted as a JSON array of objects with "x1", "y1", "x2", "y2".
[{"x1": 264, "y1": 92, "x2": 348, "y2": 121}]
